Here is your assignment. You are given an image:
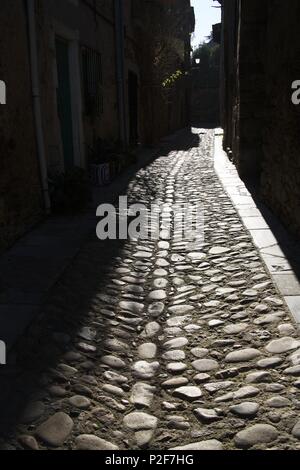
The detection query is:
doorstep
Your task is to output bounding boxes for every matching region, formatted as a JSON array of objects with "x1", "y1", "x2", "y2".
[{"x1": 214, "y1": 130, "x2": 300, "y2": 326}]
